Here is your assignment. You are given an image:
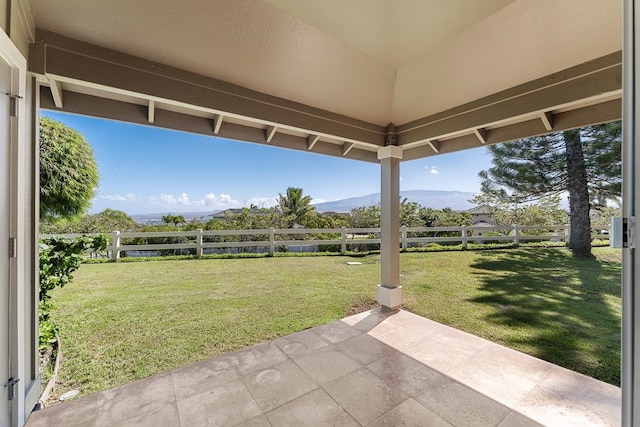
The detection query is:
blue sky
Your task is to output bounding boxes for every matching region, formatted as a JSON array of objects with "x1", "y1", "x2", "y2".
[{"x1": 43, "y1": 111, "x2": 493, "y2": 215}]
